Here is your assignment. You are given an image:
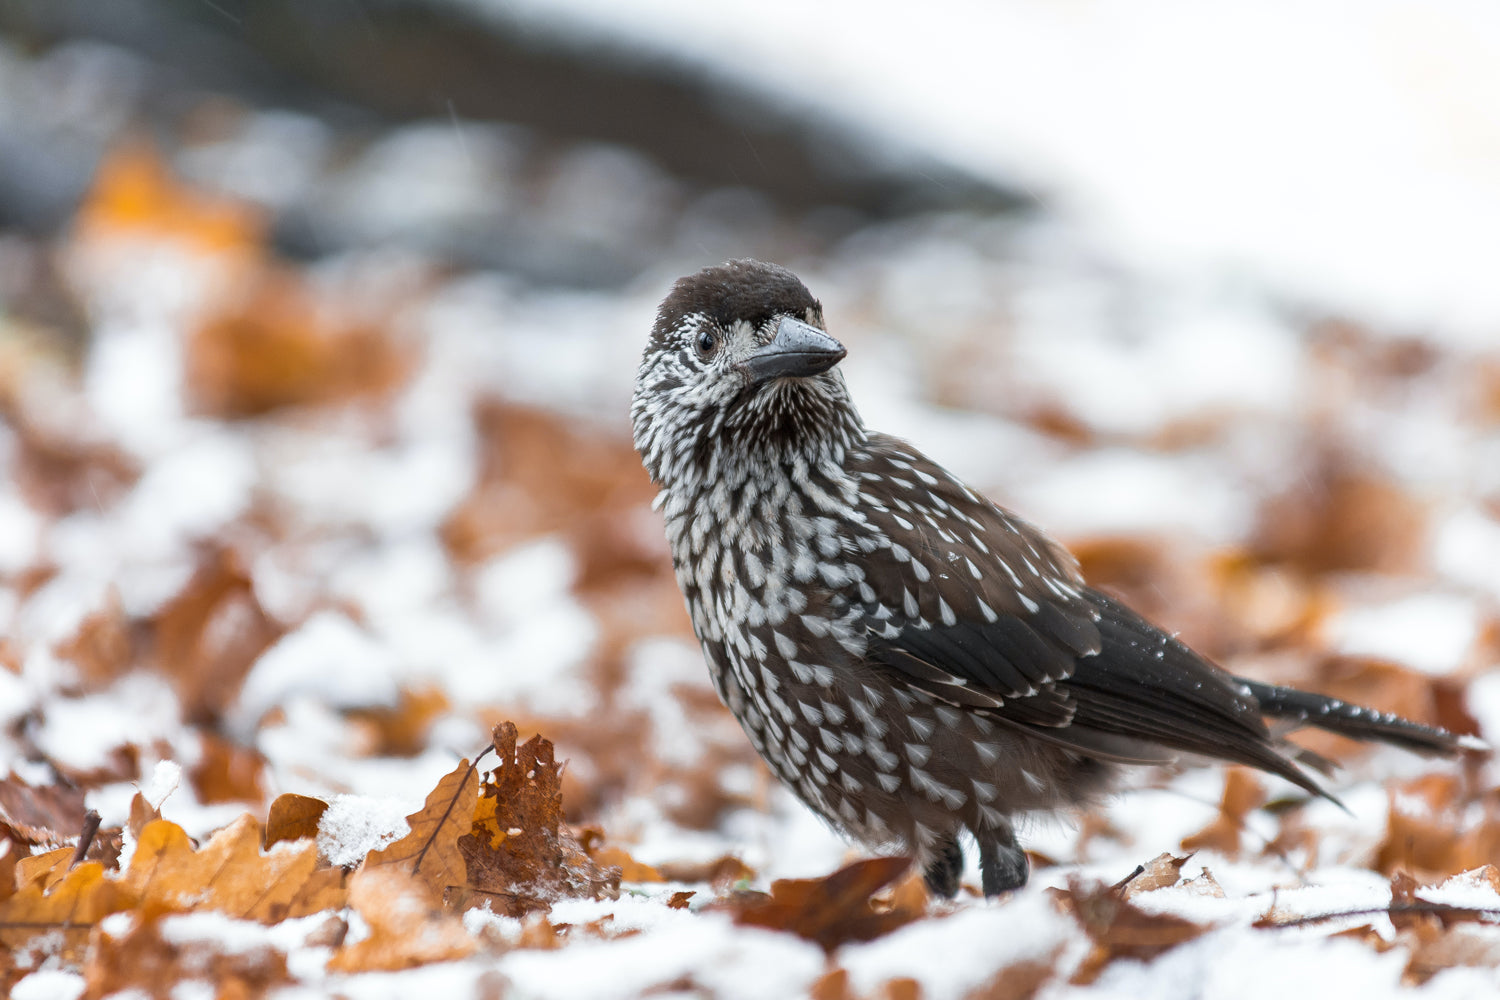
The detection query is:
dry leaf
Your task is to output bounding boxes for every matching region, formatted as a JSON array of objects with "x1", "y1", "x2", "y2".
[
  {"x1": 458, "y1": 722, "x2": 619, "y2": 916},
  {"x1": 189, "y1": 733, "x2": 267, "y2": 805},
  {"x1": 1059, "y1": 876, "x2": 1209, "y2": 984},
  {"x1": 122, "y1": 815, "x2": 337, "y2": 922},
  {"x1": 728, "y1": 855, "x2": 922, "y2": 953},
  {"x1": 347, "y1": 686, "x2": 450, "y2": 758},
  {"x1": 151, "y1": 547, "x2": 282, "y2": 725},
  {"x1": 0, "y1": 776, "x2": 89, "y2": 847},
  {"x1": 655, "y1": 855, "x2": 756, "y2": 888},
  {"x1": 589, "y1": 846, "x2": 664, "y2": 883},
  {"x1": 1375, "y1": 774, "x2": 1500, "y2": 879},
  {"x1": 81, "y1": 909, "x2": 290, "y2": 1000},
  {"x1": 1116, "y1": 853, "x2": 1192, "y2": 899},
  {"x1": 1250, "y1": 458, "x2": 1426, "y2": 577},
  {"x1": 364, "y1": 756, "x2": 479, "y2": 902},
  {"x1": 264, "y1": 794, "x2": 329, "y2": 850},
  {"x1": 328, "y1": 865, "x2": 473, "y2": 973},
  {"x1": 187, "y1": 266, "x2": 410, "y2": 418},
  {"x1": 52, "y1": 593, "x2": 134, "y2": 688},
  {"x1": 0, "y1": 860, "x2": 132, "y2": 962},
  {"x1": 1181, "y1": 769, "x2": 1266, "y2": 857},
  {"x1": 74, "y1": 141, "x2": 264, "y2": 256}
]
